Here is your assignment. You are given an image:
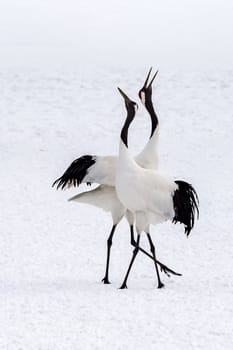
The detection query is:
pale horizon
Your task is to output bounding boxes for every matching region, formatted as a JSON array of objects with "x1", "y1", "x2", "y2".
[{"x1": 0, "y1": 0, "x2": 232, "y2": 69}]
